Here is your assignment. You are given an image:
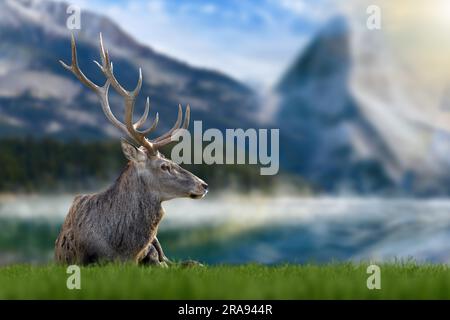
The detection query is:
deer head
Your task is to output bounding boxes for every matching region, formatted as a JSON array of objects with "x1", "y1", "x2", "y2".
[{"x1": 60, "y1": 34, "x2": 208, "y2": 201}]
